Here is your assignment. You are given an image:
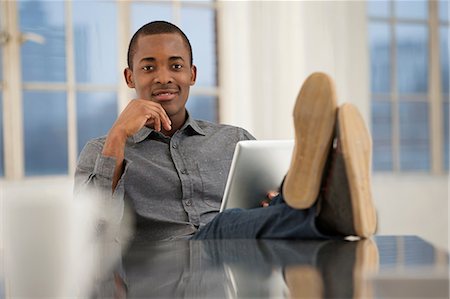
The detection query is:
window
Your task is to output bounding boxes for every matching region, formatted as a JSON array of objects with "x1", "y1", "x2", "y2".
[
  {"x1": 368, "y1": 0, "x2": 449, "y2": 173},
  {"x1": 0, "y1": 0, "x2": 218, "y2": 178}
]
